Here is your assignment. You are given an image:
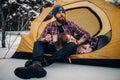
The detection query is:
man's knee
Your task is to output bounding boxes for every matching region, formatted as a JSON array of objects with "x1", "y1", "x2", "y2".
[
  {"x1": 66, "y1": 42, "x2": 77, "y2": 52},
  {"x1": 34, "y1": 41, "x2": 43, "y2": 46},
  {"x1": 67, "y1": 42, "x2": 77, "y2": 48}
]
